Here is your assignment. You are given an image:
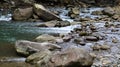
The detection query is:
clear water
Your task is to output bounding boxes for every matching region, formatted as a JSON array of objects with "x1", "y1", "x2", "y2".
[{"x1": 0, "y1": 7, "x2": 104, "y2": 57}]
